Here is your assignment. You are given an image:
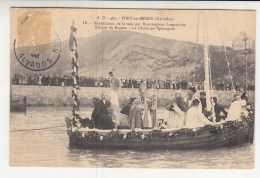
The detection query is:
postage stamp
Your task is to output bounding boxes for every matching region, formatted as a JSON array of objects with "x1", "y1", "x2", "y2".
[{"x1": 12, "y1": 9, "x2": 61, "y2": 71}]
